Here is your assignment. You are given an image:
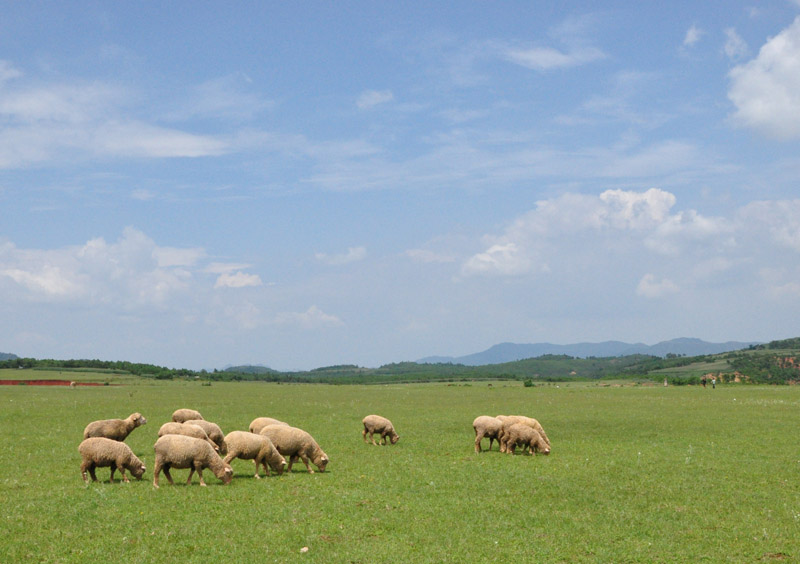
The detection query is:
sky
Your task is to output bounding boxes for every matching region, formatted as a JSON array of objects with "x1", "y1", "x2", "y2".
[{"x1": 2, "y1": 2, "x2": 800, "y2": 371}]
